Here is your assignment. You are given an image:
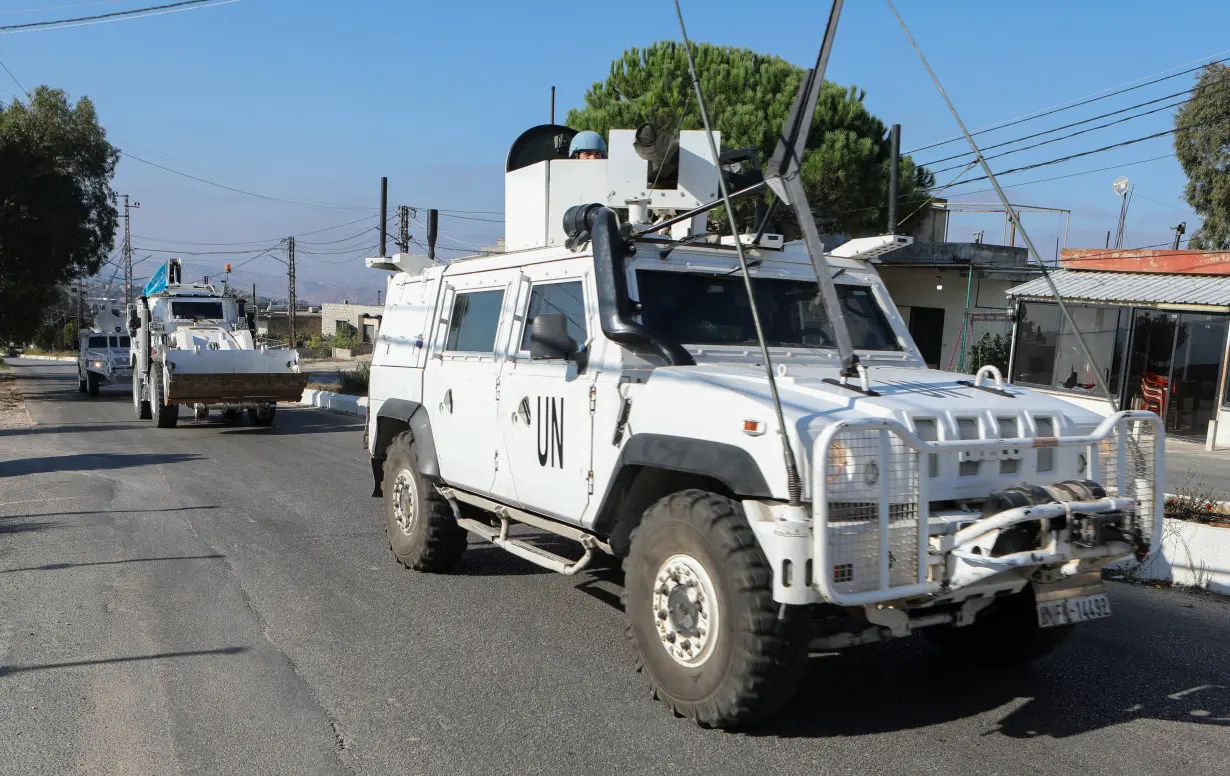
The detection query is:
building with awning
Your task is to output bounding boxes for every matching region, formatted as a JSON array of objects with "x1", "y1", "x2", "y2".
[{"x1": 1005, "y1": 249, "x2": 1230, "y2": 447}]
